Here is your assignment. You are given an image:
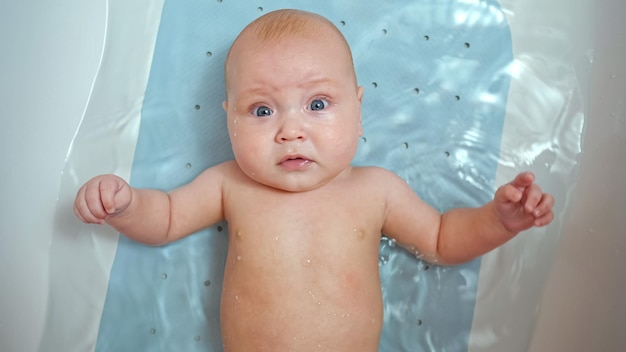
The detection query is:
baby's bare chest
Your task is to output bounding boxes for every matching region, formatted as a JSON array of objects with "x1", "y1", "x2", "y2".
[{"x1": 221, "y1": 192, "x2": 385, "y2": 349}]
